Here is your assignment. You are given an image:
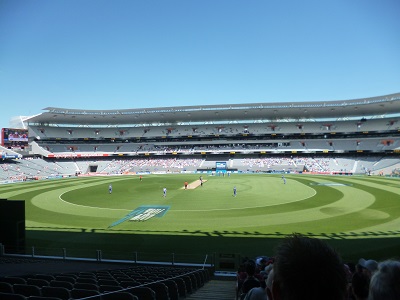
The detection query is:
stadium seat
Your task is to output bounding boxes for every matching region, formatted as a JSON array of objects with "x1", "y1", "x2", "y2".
[
  {"x1": 202, "y1": 268, "x2": 211, "y2": 282},
  {"x1": 114, "y1": 275, "x2": 131, "y2": 281},
  {"x1": 77, "y1": 273, "x2": 96, "y2": 279},
  {"x1": 98, "y1": 284, "x2": 122, "y2": 293},
  {"x1": 70, "y1": 288, "x2": 101, "y2": 299},
  {"x1": 171, "y1": 277, "x2": 187, "y2": 298},
  {"x1": 189, "y1": 273, "x2": 199, "y2": 290},
  {"x1": 49, "y1": 280, "x2": 74, "y2": 290},
  {"x1": 0, "y1": 277, "x2": 27, "y2": 285},
  {"x1": 27, "y1": 297, "x2": 63, "y2": 300},
  {"x1": 54, "y1": 276, "x2": 75, "y2": 284},
  {"x1": 96, "y1": 275, "x2": 115, "y2": 281},
  {"x1": 41, "y1": 286, "x2": 70, "y2": 300},
  {"x1": 127, "y1": 287, "x2": 156, "y2": 300},
  {"x1": 160, "y1": 280, "x2": 179, "y2": 300},
  {"x1": 73, "y1": 282, "x2": 99, "y2": 291},
  {"x1": 97, "y1": 279, "x2": 119, "y2": 286},
  {"x1": 0, "y1": 282, "x2": 14, "y2": 293},
  {"x1": 34, "y1": 275, "x2": 55, "y2": 282},
  {"x1": 0, "y1": 292, "x2": 27, "y2": 300},
  {"x1": 119, "y1": 280, "x2": 140, "y2": 288},
  {"x1": 101, "y1": 291, "x2": 138, "y2": 300},
  {"x1": 147, "y1": 282, "x2": 170, "y2": 300},
  {"x1": 193, "y1": 270, "x2": 204, "y2": 287},
  {"x1": 180, "y1": 275, "x2": 193, "y2": 294},
  {"x1": 12, "y1": 284, "x2": 42, "y2": 297},
  {"x1": 26, "y1": 279, "x2": 49, "y2": 288},
  {"x1": 75, "y1": 277, "x2": 97, "y2": 284}
]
